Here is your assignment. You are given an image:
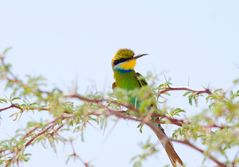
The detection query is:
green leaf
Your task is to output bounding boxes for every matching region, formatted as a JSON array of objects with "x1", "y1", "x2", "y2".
[
  {"x1": 170, "y1": 108, "x2": 185, "y2": 116},
  {"x1": 2, "y1": 47, "x2": 12, "y2": 56},
  {"x1": 0, "y1": 98, "x2": 8, "y2": 103}
]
